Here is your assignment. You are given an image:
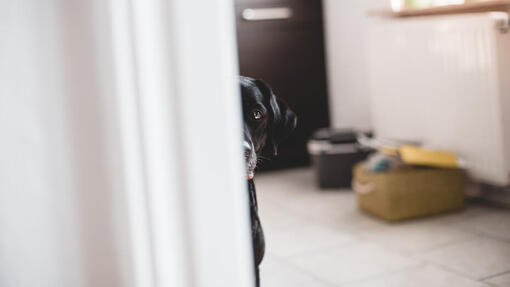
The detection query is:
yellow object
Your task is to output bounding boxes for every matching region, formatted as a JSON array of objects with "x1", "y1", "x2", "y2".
[
  {"x1": 399, "y1": 145, "x2": 460, "y2": 168},
  {"x1": 380, "y1": 145, "x2": 399, "y2": 156}
]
